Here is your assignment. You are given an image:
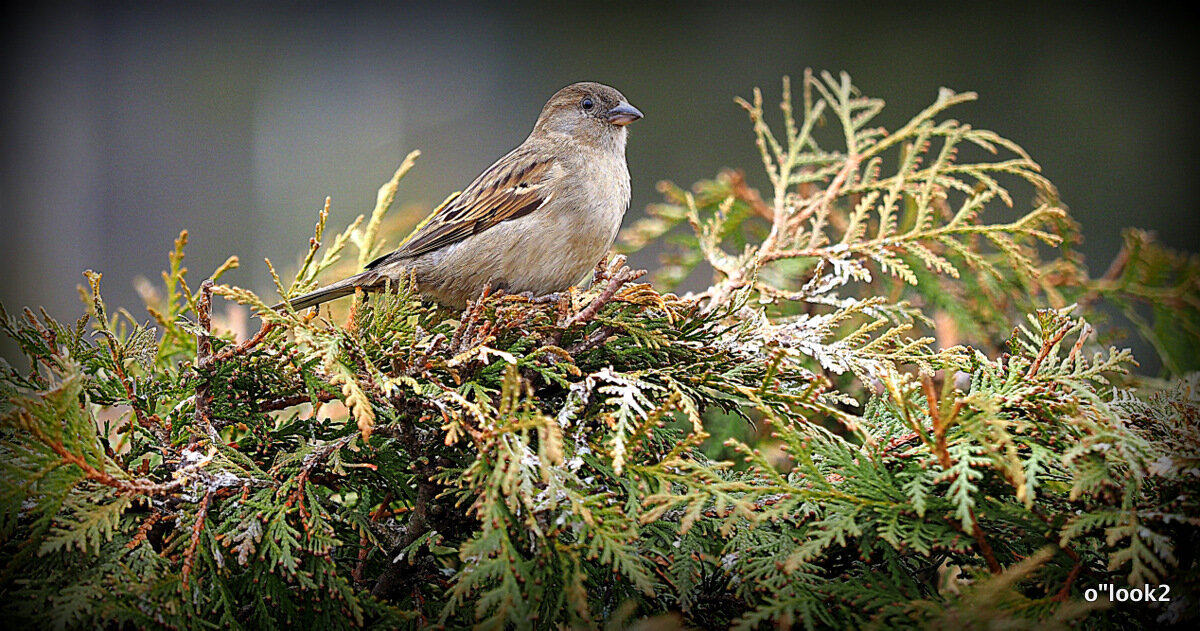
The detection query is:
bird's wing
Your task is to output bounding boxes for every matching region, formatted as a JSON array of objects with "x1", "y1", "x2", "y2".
[{"x1": 367, "y1": 147, "x2": 557, "y2": 269}]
